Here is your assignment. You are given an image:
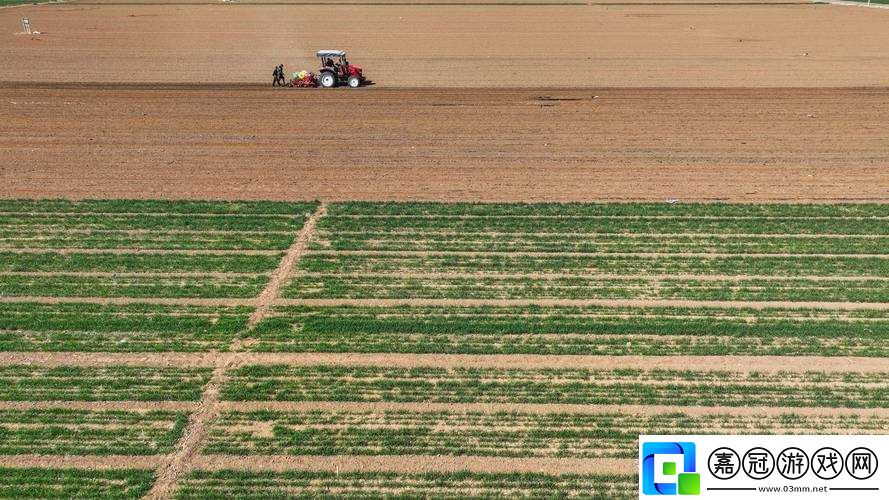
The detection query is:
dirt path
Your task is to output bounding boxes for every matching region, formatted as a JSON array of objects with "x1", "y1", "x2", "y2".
[
  {"x1": 0, "y1": 455, "x2": 165, "y2": 469},
  {"x1": 144, "y1": 366, "x2": 225, "y2": 499},
  {"x1": 0, "y1": 248, "x2": 280, "y2": 255},
  {"x1": 0, "y1": 401, "x2": 197, "y2": 411},
  {"x1": 309, "y1": 250, "x2": 889, "y2": 258},
  {"x1": 2, "y1": 352, "x2": 885, "y2": 373},
  {"x1": 248, "y1": 204, "x2": 326, "y2": 327},
  {"x1": 279, "y1": 298, "x2": 889, "y2": 310},
  {"x1": 295, "y1": 271, "x2": 889, "y2": 281}
]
